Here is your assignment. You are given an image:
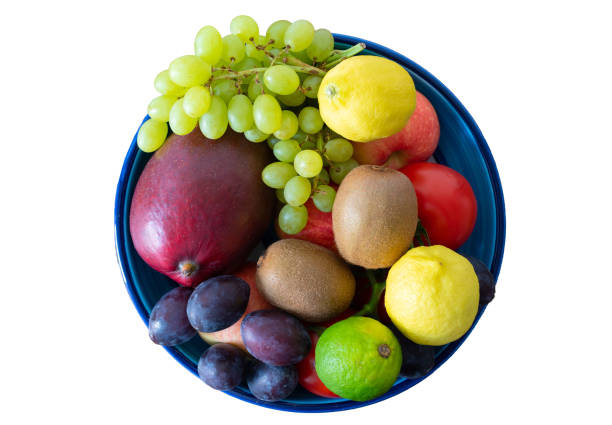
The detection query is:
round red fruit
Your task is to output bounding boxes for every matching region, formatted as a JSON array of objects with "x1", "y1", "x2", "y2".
[
  {"x1": 297, "y1": 331, "x2": 339, "y2": 398},
  {"x1": 399, "y1": 162, "x2": 477, "y2": 250},
  {"x1": 275, "y1": 196, "x2": 337, "y2": 253}
]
